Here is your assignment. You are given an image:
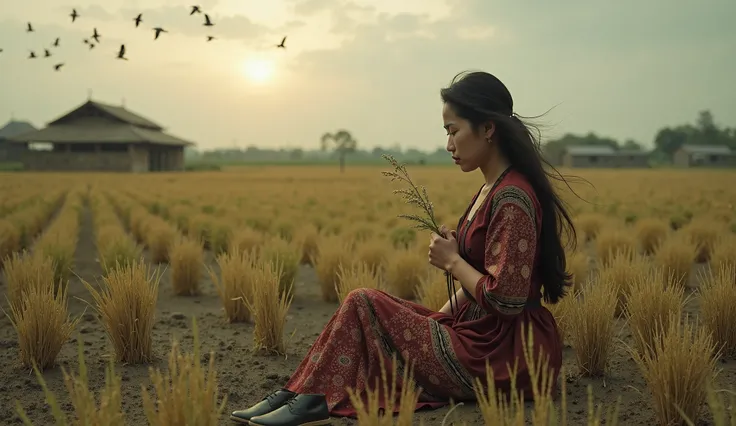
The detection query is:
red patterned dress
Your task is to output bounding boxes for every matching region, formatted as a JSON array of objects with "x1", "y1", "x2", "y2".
[{"x1": 284, "y1": 169, "x2": 563, "y2": 417}]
